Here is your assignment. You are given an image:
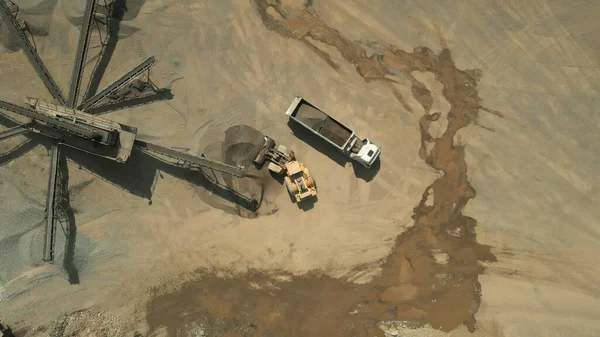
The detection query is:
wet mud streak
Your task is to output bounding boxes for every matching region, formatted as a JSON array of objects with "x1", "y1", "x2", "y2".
[{"x1": 146, "y1": 1, "x2": 496, "y2": 336}]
